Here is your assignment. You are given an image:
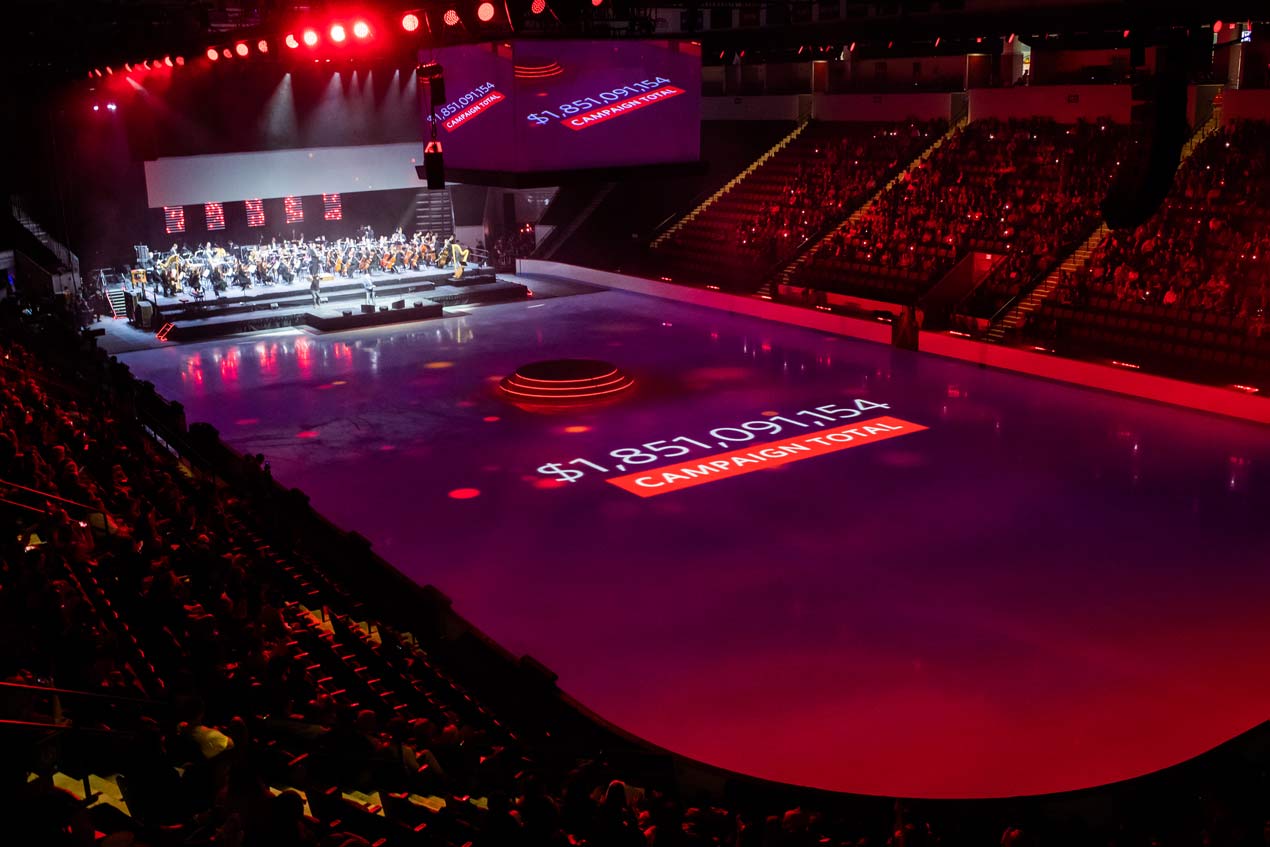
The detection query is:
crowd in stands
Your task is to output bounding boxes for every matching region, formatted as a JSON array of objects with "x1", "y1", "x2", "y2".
[
  {"x1": 734, "y1": 121, "x2": 947, "y2": 268},
  {"x1": 0, "y1": 306, "x2": 951, "y2": 847},
  {"x1": 789, "y1": 118, "x2": 1127, "y2": 311},
  {"x1": 490, "y1": 228, "x2": 538, "y2": 272},
  {"x1": 1038, "y1": 120, "x2": 1270, "y2": 337},
  {"x1": 653, "y1": 120, "x2": 943, "y2": 289}
]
